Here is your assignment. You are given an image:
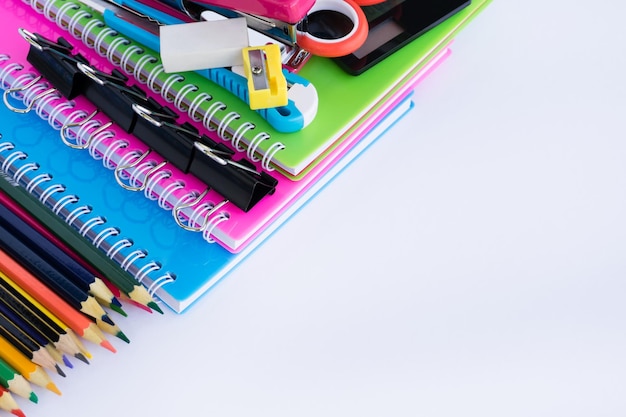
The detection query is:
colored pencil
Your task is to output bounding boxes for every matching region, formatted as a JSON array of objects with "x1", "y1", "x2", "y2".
[
  {"x1": 44, "y1": 344, "x2": 72, "y2": 370},
  {"x1": 0, "y1": 357, "x2": 37, "y2": 403},
  {"x1": 0, "y1": 300, "x2": 72, "y2": 369},
  {"x1": 88, "y1": 317, "x2": 130, "y2": 344},
  {"x1": 0, "y1": 227, "x2": 116, "y2": 327},
  {"x1": 0, "y1": 311, "x2": 65, "y2": 376},
  {"x1": 0, "y1": 186, "x2": 161, "y2": 313},
  {"x1": 0, "y1": 263, "x2": 115, "y2": 353},
  {"x1": 0, "y1": 278, "x2": 90, "y2": 363},
  {"x1": 0, "y1": 334, "x2": 61, "y2": 395},
  {"x1": 0, "y1": 387, "x2": 26, "y2": 417},
  {"x1": 0, "y1": 203, "x2": 124, "y2": 315}
]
